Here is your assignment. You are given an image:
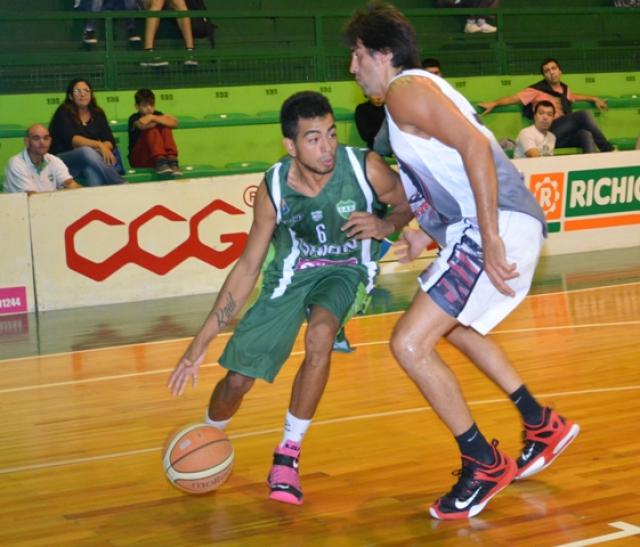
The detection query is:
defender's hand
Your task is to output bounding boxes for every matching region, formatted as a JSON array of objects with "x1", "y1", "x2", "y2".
[
  {"x1": 483, "y1": 236, "x2": 518, "y2": 297},
  {"x1": 393, "y1": 229, "x2": 433, "y2": 263}
]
